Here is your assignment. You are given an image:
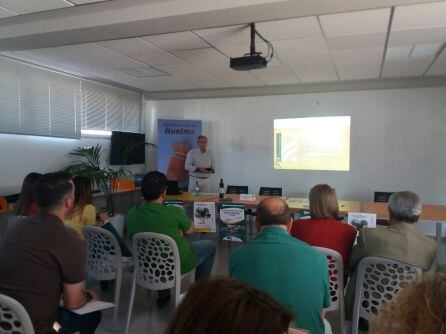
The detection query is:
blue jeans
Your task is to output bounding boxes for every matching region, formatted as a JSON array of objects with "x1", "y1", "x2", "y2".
[
  {"x1": 56, "y1": 308, "x2": 101, "y2": 334},
  {"x1": 159, "y1": 240, "x2": 216, "y2": 299}
]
